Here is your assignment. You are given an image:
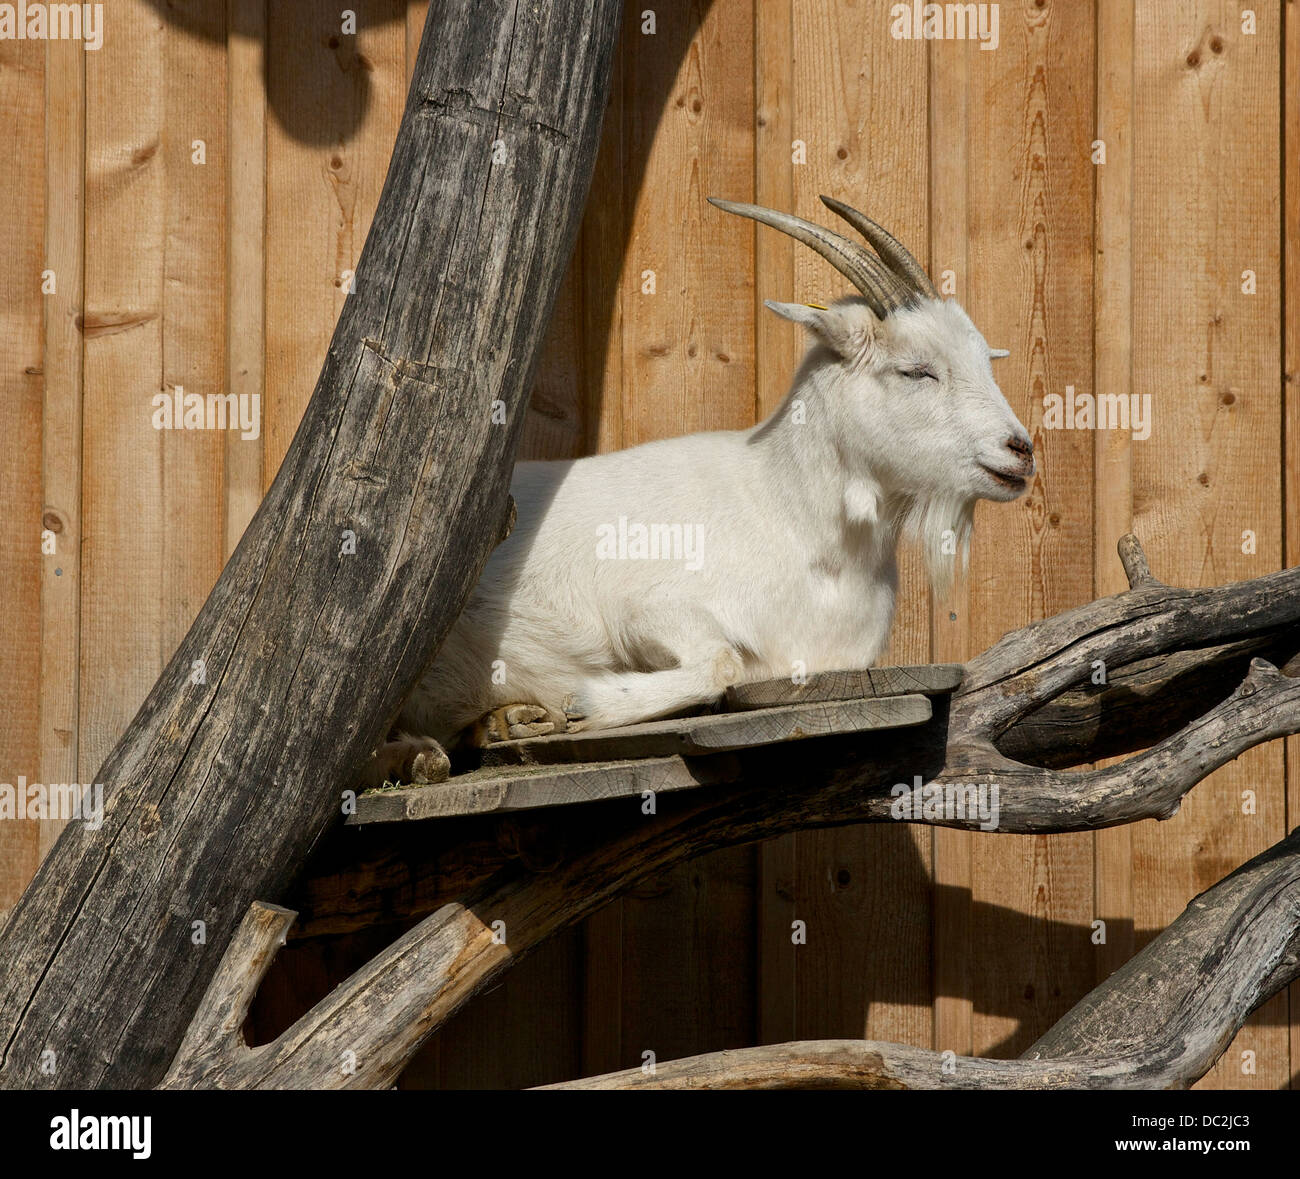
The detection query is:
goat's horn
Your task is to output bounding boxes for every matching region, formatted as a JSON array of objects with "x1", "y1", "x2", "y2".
[
  {"x1": 819, "y1": 195, "x2": 939, "y2": 300},
  {"x1": 707, "y1": 197, "x2": 913, "y2": 318}
]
